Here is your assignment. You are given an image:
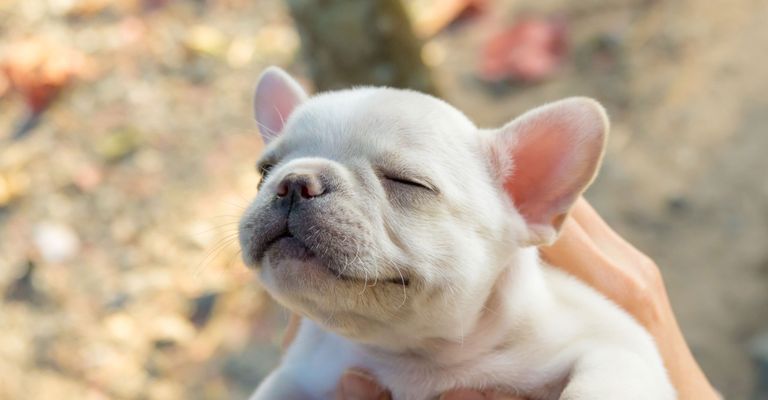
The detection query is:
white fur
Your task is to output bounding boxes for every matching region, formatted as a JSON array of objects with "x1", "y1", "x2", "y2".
[{"x1": 242, "y1": 67, "x2": 675, "y2": 400}]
